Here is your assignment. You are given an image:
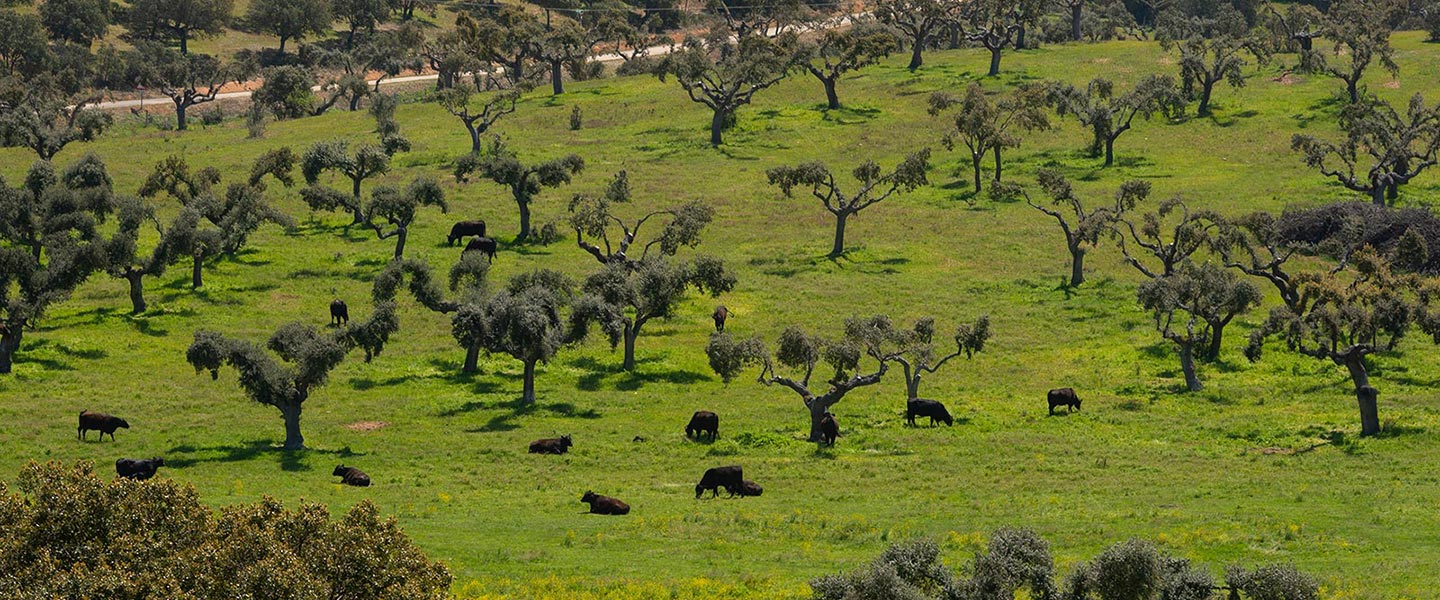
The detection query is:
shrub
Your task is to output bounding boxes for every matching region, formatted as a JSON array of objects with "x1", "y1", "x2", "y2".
[{"x1": 0, "y1": 461, "x2": 451, "y2": 600}]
